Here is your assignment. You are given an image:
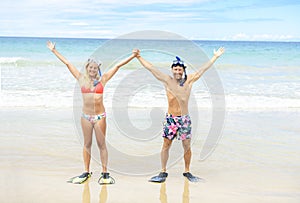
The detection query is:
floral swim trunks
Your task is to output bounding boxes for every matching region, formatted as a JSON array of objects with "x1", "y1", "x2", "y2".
[{"x1": 162, "y1": 113, "x2": 192, "y2": 140}]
